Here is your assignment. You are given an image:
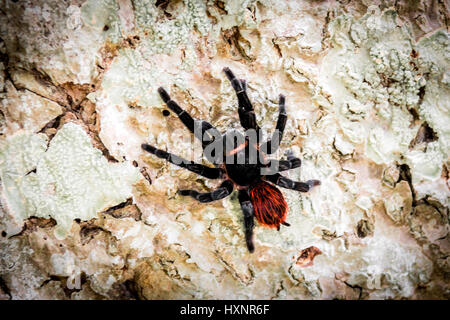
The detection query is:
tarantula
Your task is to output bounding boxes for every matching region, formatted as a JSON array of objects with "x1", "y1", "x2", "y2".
[{"x1": 142, "y1": 67, "x2": 320, "y2": 253}]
